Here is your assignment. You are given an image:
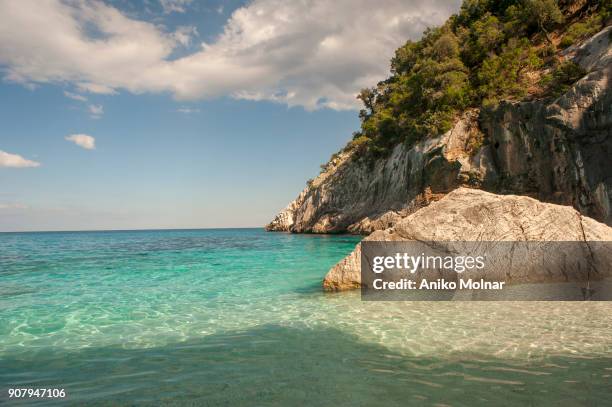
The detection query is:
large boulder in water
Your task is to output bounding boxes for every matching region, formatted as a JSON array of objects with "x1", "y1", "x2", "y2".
[{"x1": 323, "y1": 188, "x2": 612, "y2": 291}]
